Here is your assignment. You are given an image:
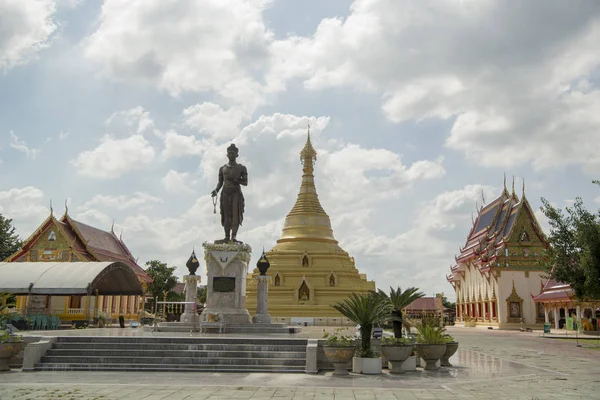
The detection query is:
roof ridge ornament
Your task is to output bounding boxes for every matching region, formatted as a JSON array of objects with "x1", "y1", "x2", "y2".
[
  {"x1": 50, "y1": 199, "x2": 53, "y2": 217},
  {"x1": 511, "y1": 175, "x2": 516, "y2": 196},
  {"x1": 300, "y1": 123, "x2": 317, "y2": 166},
  {"x1": 64, "y1": 199, "x2": 68, "y2": 216}
]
